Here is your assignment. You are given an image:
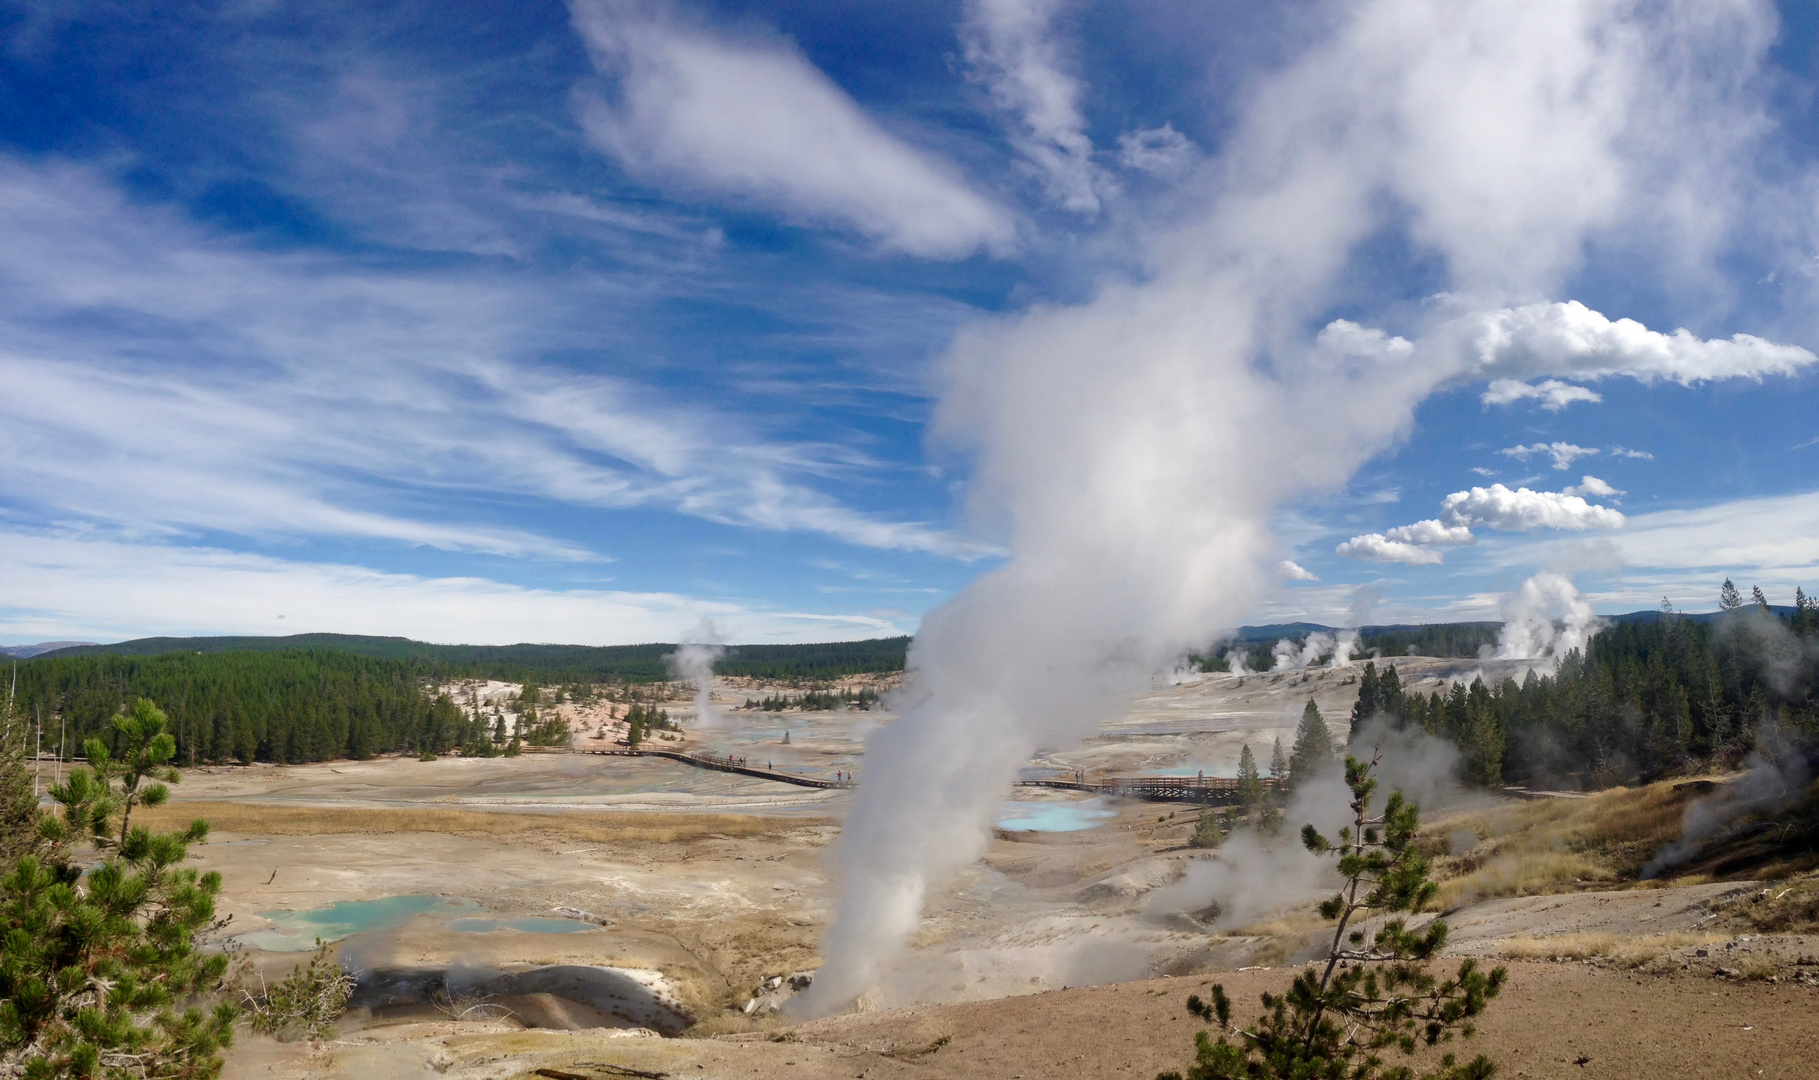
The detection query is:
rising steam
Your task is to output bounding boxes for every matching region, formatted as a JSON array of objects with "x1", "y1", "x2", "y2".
[
  {"x1": 665, "y1": 620, "x2": 725, "y2": 728},
  {"x1": 800, "y1": 0, "x2": 1805, "y2": 1015},
  {"x1": 1272, "y1": 630, "x2": 1360, "y2": 671},
  {"x1": 1494, "y1": 572, "x2": 1602, "y2": 664}
]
